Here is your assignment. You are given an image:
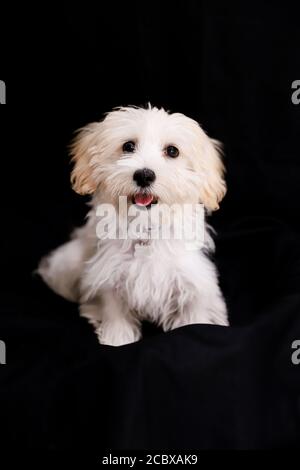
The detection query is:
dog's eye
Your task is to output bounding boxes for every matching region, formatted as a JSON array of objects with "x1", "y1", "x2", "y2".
[
  {"x1": 123, "y1": 141, "x2": 136, "y2": 153},
  {"x1": 165, "y1": 145, "x2": 179, "y2": 158}
]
